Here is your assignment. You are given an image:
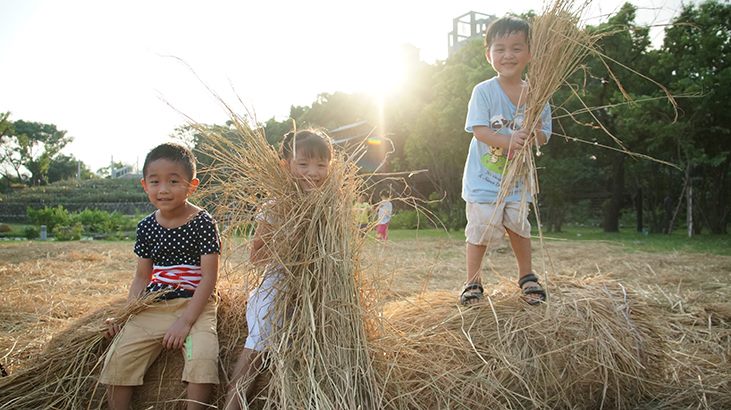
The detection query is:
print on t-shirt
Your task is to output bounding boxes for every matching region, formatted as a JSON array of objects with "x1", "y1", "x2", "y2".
[{"x1": 480, "y1": 113, "x2": 524, "y2": 175}]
